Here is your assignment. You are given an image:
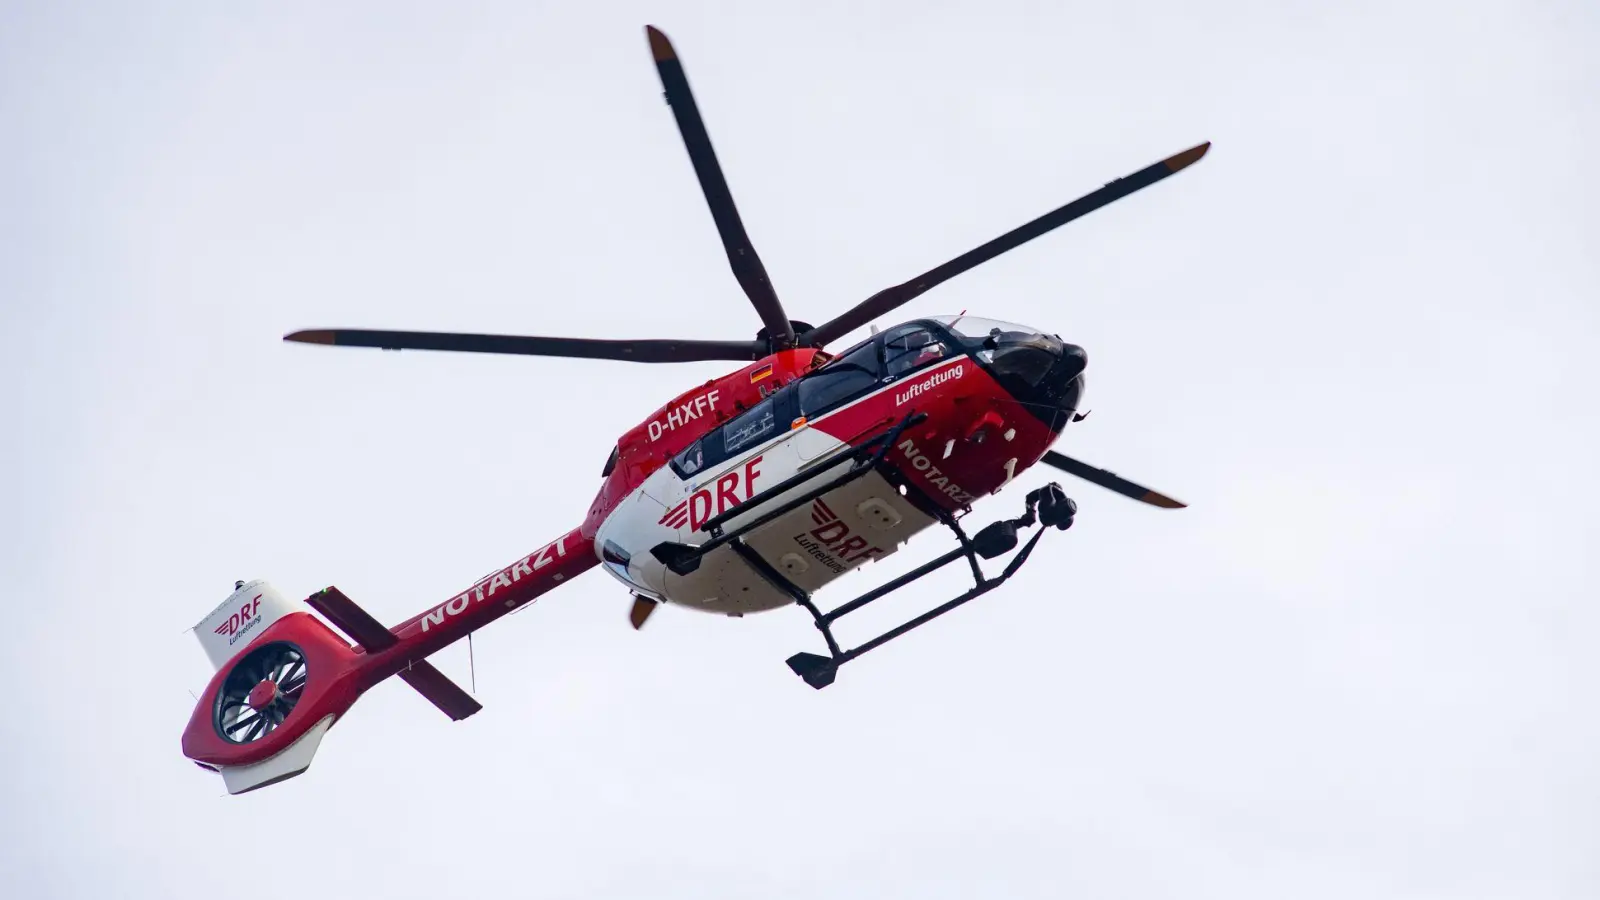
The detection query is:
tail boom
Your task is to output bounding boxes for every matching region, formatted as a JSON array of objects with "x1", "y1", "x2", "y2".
[{"x1": 181, "y1": 528, "x2": 596, "y2": 792}]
